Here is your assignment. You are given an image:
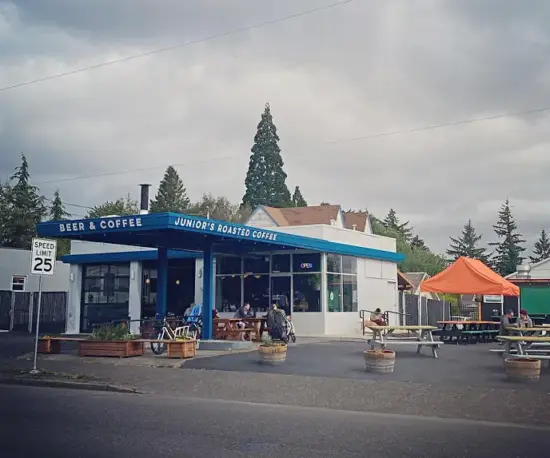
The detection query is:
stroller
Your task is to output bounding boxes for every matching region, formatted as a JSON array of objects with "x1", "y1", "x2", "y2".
[{"x1": 270, "y1": 310, "x2": 297, "y2": 344}]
